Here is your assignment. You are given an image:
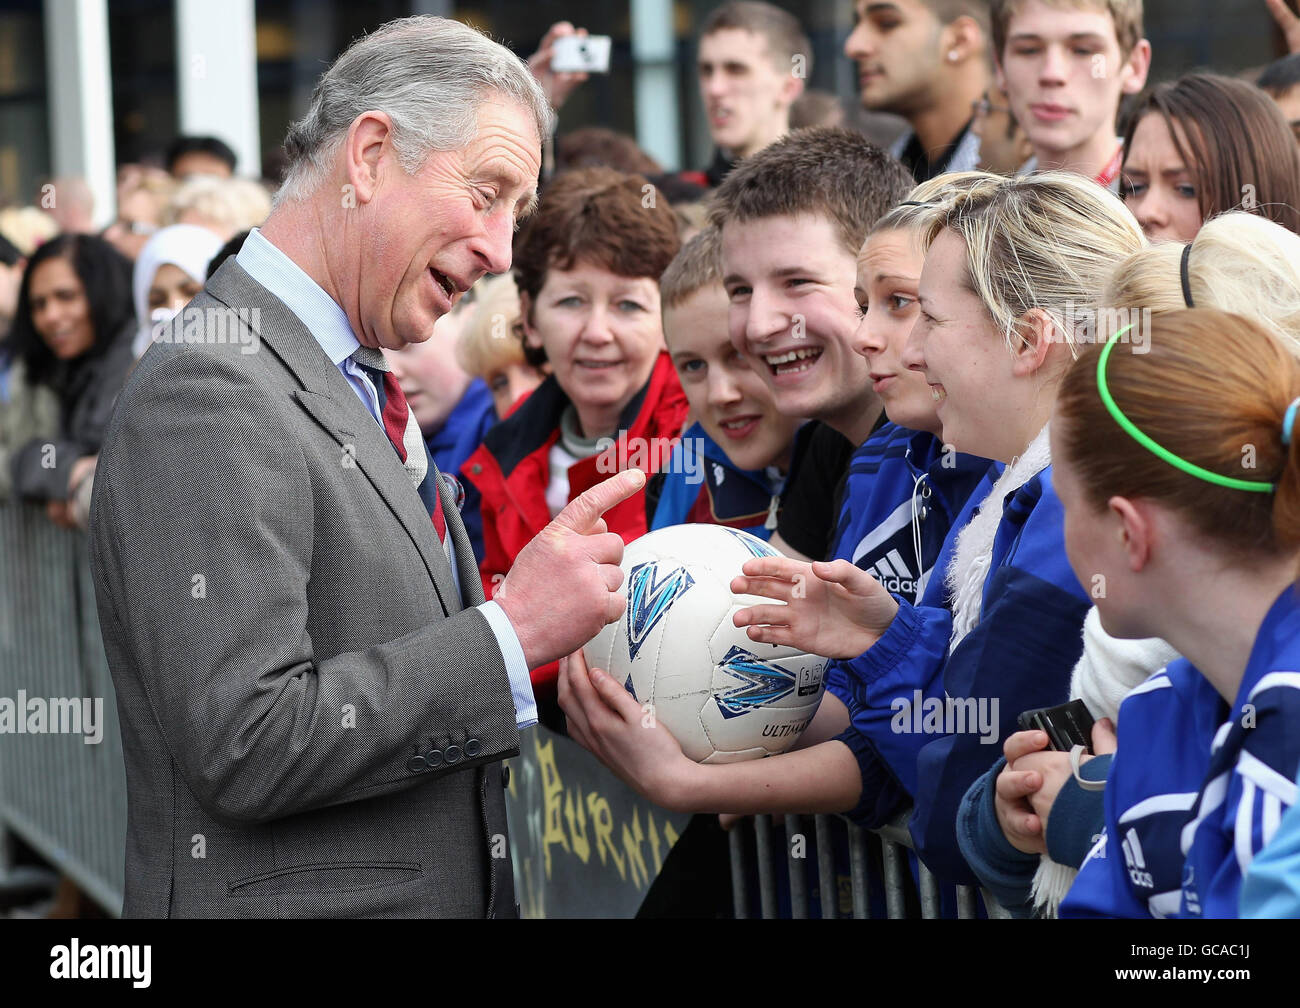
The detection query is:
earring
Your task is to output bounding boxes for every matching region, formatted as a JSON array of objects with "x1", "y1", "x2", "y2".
[{"x1": 948, "y1": 49, "x2": 960, "y2": 62}]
